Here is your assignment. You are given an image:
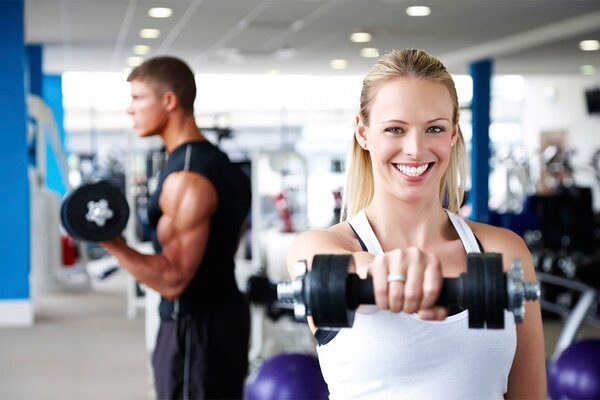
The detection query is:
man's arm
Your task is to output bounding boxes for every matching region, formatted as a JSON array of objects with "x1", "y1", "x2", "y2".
[{"x1": 101, "y1": 171, "x2": 217, "y2": 299}]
